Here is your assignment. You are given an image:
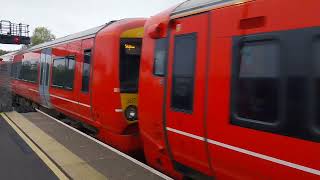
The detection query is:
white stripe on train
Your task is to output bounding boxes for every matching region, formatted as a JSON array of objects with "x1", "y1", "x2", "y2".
[{"x1": 166, "y1": 127, "x2": 320, "y2": 176}]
